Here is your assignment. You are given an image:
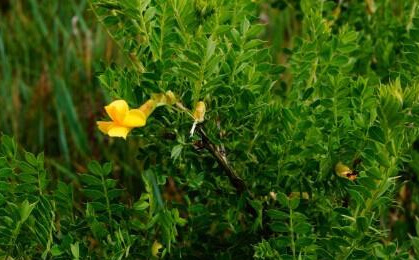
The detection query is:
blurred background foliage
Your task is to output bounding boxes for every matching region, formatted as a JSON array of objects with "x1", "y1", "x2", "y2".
[
  {"x1": 0, "y1": 0, "x2": 148, "y2": 181},
  {"x1": 0, "y1": 0, "x2": 106, "y2": 162},
  {"x1": 0, "y1": 0, "x2": 419, "y2": 258}
]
